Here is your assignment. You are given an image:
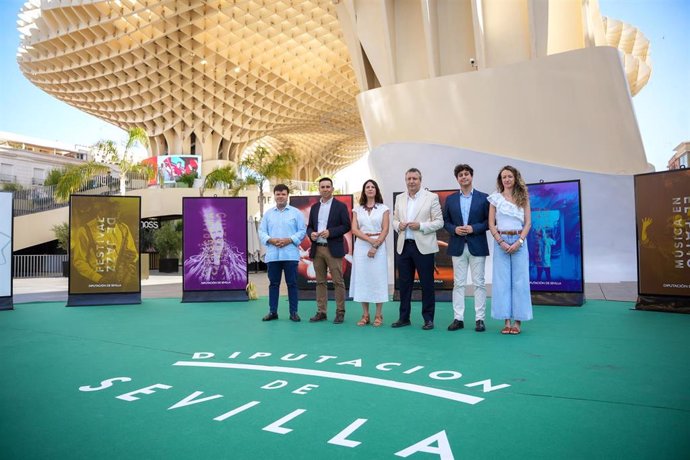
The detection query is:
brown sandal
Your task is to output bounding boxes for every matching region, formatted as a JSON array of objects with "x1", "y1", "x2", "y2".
[
  {"x1": 373, "y1": 315, "x2": 383, "y2": 327},
  {"x1": 501, "y1": 326, "x2": 512, "y2": 335},
  {"x1": 510, "y1": 326, "x2": 521, "y2": 335},
  {"x1": 357, "y1": 315, "x2": 370, "y2": 326}
]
